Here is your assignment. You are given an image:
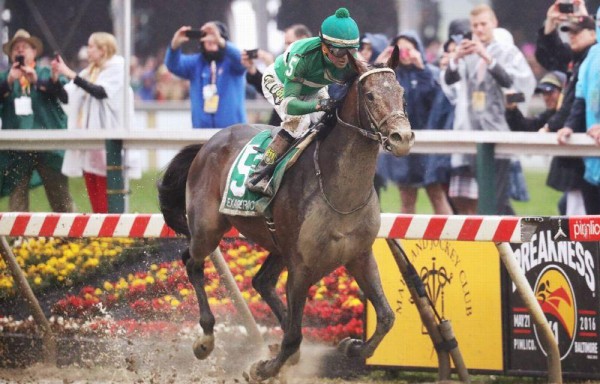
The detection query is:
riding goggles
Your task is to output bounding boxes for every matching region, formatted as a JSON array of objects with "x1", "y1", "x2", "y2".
[{"x1": 326, "y1": 45, "x2": 356, "y2": 58}]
